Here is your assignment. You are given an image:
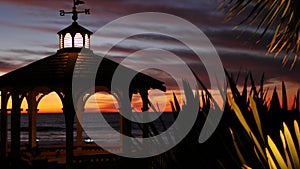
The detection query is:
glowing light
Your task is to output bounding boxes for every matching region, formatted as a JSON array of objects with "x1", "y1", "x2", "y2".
[
  {"x1": 59, "y1": 34, "x2": 63, "y2": 49},
  {"x1": 64, "y1": 33, "x2": 72, "y2": 48},
  {"x1": 85, "y1": 34, "x2": 90, "y2": 48},
  {"x1": 74, "y1": 33, "x2": 83, "y2": 47}
]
